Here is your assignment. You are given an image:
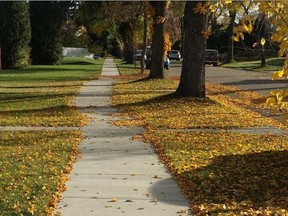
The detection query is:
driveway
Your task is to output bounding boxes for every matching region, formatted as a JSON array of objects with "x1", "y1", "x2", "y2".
[{"x1": 165, "y1": 60, "x2": 287, "y2": 95}]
